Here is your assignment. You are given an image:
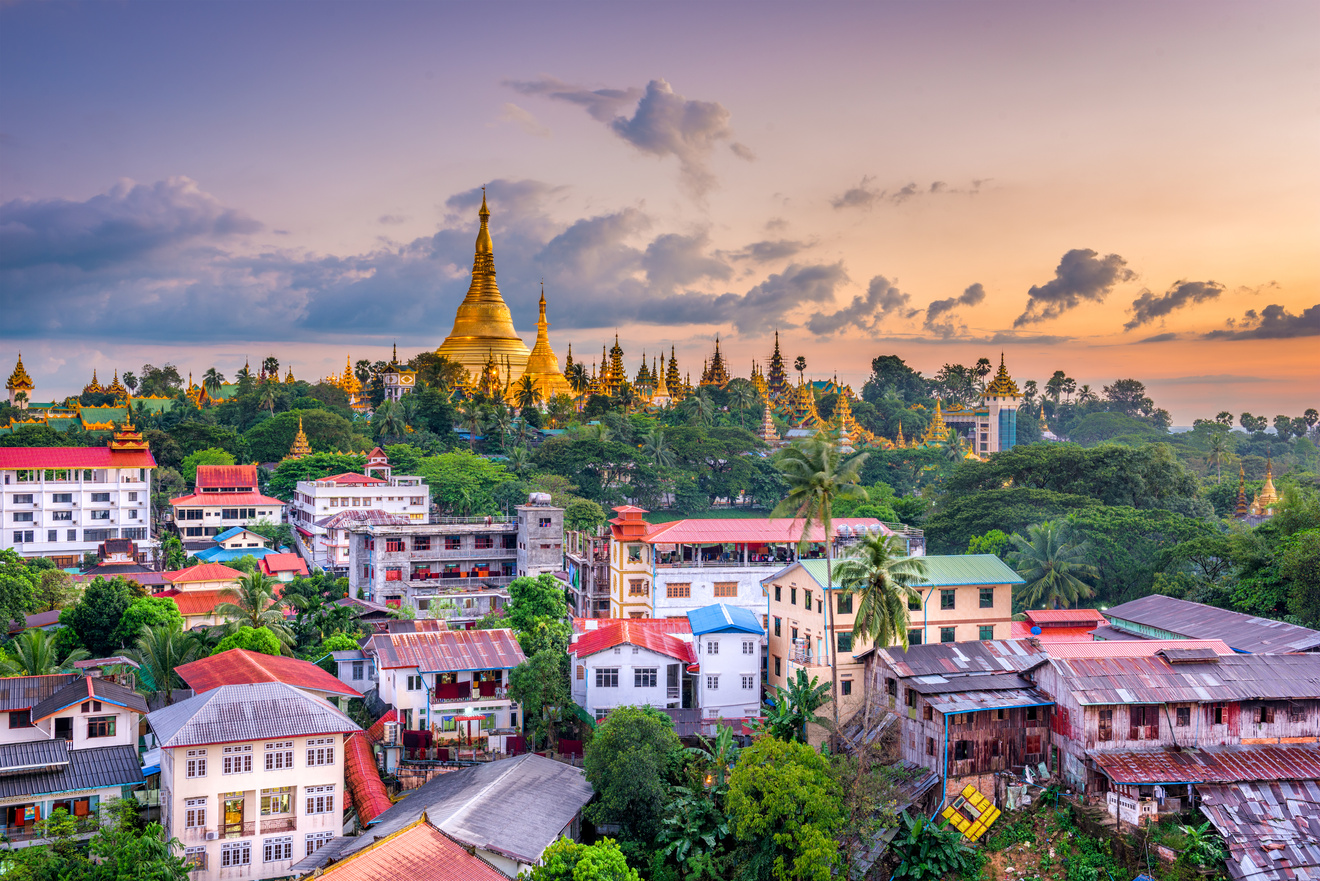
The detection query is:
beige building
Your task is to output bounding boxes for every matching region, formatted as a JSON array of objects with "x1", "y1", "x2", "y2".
[
  {"x1": 761, "y1": 555, "x2": 1021, "y2": 724},
  {"x1": 148, "y1": 682, "x2": 360, "y2": 880}
]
